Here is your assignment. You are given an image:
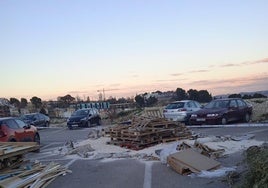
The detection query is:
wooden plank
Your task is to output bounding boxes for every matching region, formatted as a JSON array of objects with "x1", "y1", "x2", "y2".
[
  {"x1": 0, "y1": 142, "x2": 39, "y2": 161},
  {"x1": 168, "y1": 149, "x2": 221, "y2": 174}
]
